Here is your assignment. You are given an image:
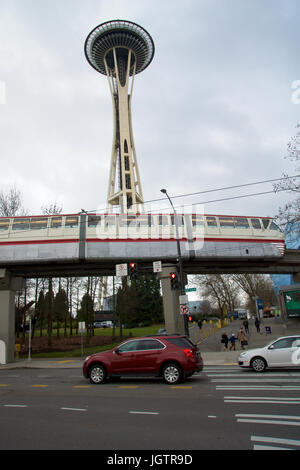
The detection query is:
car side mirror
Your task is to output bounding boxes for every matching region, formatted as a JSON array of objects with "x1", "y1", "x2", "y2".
[
  {"x1": 114, "y1": 348, "x2": 120, "y2": 355},
  {"x1": 268, "y1": 345, "x2": 274, "y2": 350}
]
